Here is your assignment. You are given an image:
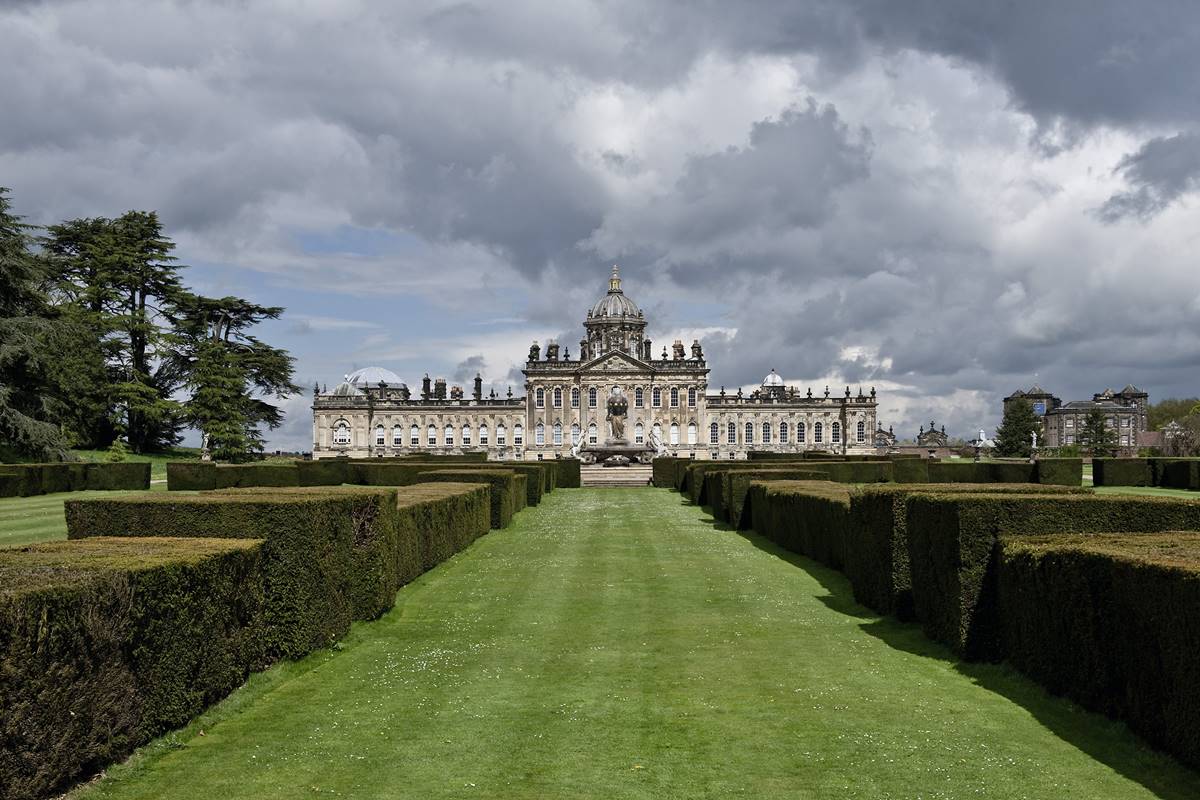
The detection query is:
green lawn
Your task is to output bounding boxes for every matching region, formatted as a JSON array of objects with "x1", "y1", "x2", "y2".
[
  {"x1": 70, "y1": 447, "x2": 203, "y2": 482},
  {"x1": 0, "y1": 486, "x2": 166, "y2": 549},
  {"x1": 1094, "y1": 485, "x2": 1200, "y2": 498},
  {"x1": 73, "y1": 488, "x2": 1198, "y2": 799}
]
